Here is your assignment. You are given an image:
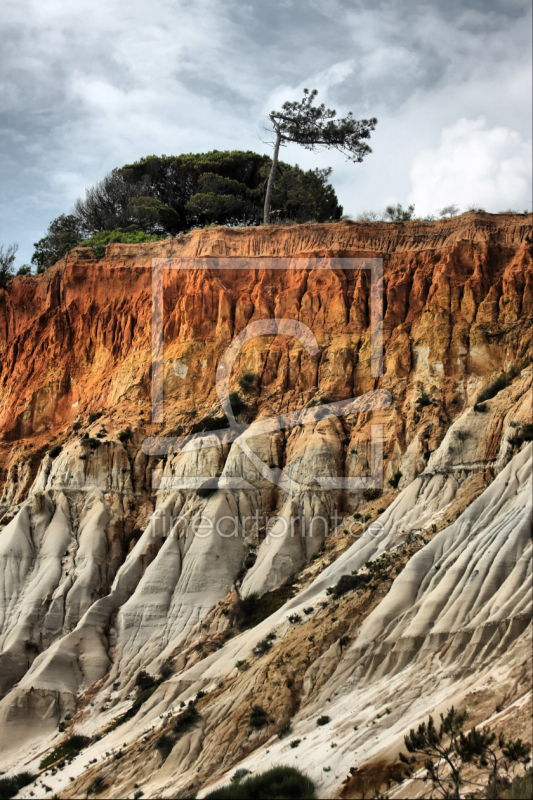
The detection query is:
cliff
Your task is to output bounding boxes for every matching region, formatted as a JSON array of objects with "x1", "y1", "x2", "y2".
[{"x1": 0, "y1": 212, "x2": 531, "y2": 798}]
